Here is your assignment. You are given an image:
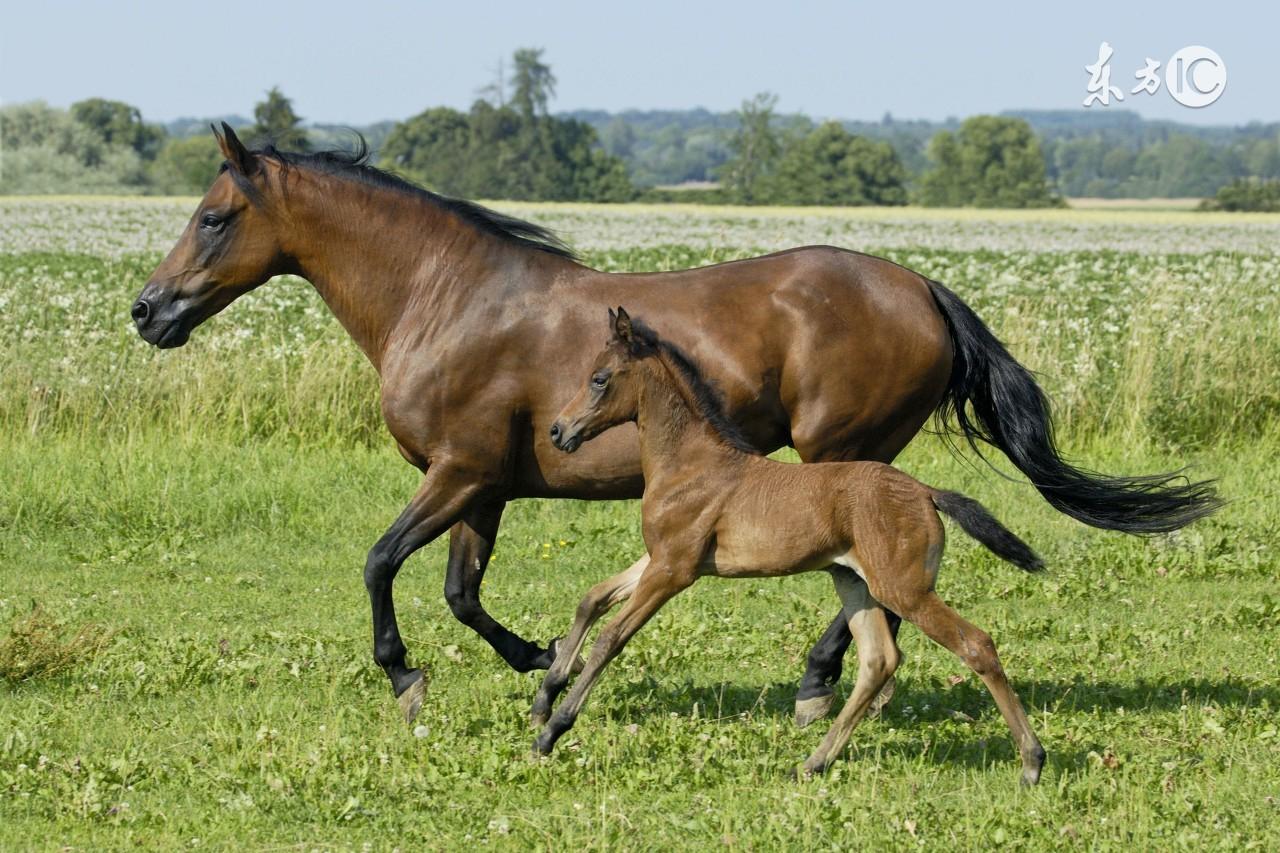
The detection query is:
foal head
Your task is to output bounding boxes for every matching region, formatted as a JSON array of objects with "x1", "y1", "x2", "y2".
[
  {"x1": 550, "y1": 307, "x2": 651, "y2": 453},
  {"x1": 132, "y1": 123, "x2": 292, "y2": 348}
]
